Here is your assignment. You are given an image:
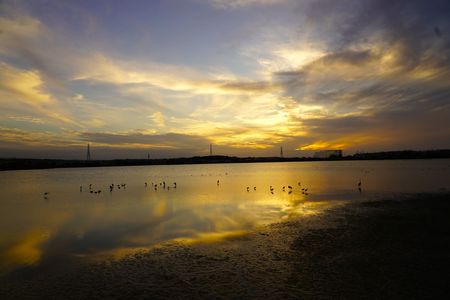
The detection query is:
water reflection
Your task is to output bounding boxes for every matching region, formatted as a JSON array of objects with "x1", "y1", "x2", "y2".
[{"x1": 0, "y1": 160, "x2": 449, "y2": 273}]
